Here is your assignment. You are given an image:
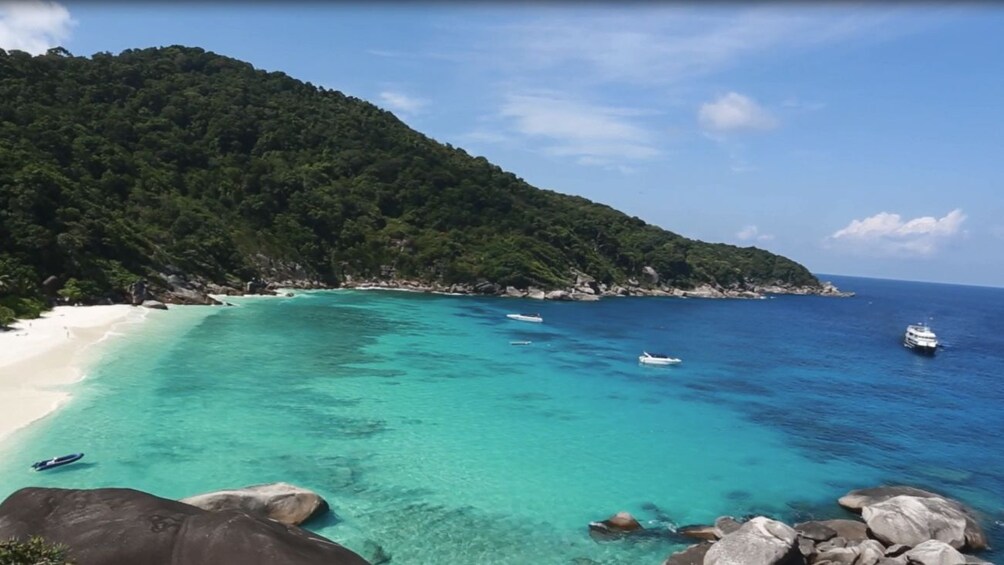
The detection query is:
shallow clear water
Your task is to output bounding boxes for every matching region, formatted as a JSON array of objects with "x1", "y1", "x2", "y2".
[{"x1": 2, "y1": 275, "x2": 1002, "y2": 563}]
